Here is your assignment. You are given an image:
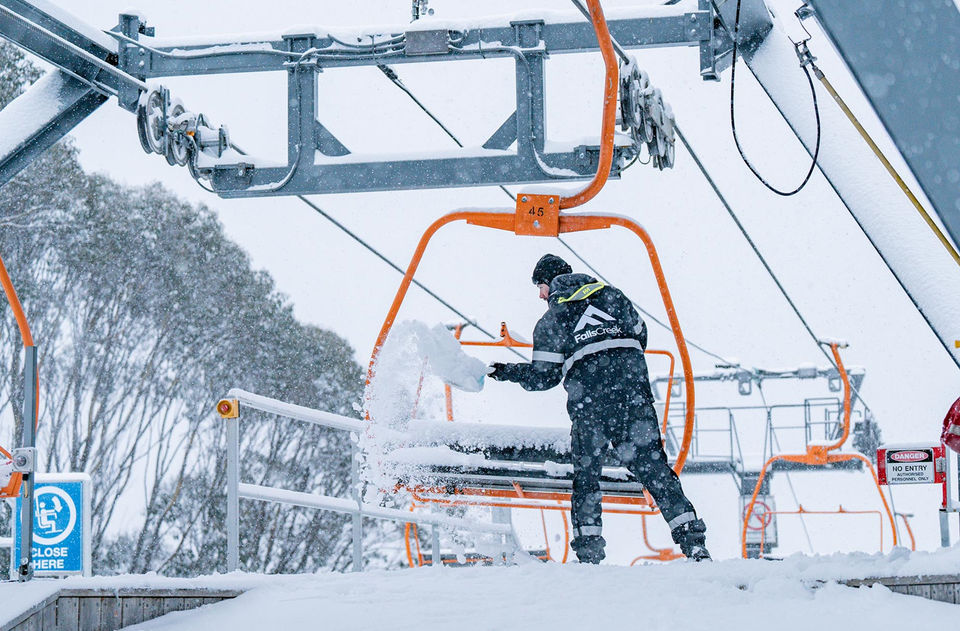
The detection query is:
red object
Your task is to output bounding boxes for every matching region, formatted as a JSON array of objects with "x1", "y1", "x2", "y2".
[
  {"x1": 877, "y1": 445, "x2": 946, "y2": 485},
  {"x1": 942, "y1": 396, "x2": 960, "y2": 454}
]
